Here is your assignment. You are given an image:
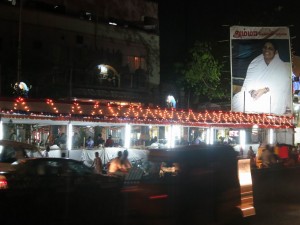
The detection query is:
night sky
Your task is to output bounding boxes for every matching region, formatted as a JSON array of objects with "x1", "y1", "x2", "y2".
[{"x1": 158, "y1": 0, "x2": 300, "y2": 82}]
